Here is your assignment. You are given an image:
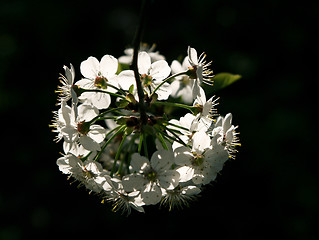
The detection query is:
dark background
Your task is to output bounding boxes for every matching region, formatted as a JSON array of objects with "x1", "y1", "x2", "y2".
[{"x1": 1, "y1": 0, "x2": 318, "y2": 239}]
